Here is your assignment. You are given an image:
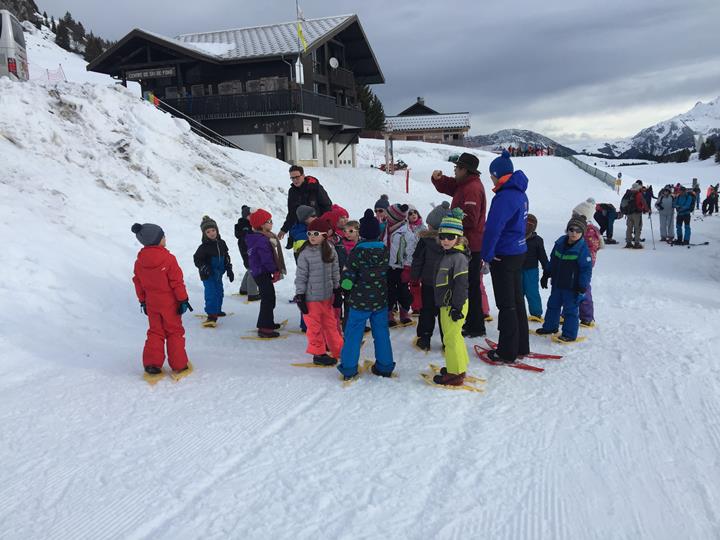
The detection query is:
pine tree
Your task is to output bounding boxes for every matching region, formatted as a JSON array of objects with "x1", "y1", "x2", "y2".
[
  {"x1": 55, "y1": 21, "x2": 71, "y2": 51},
  {"x1": 699, "y1": 142, "x2": 710, "y2": 160},
  {"x1": 51, "y1": 17, "x2": 56, "y2": 33},
  {"x1": 72, "y1": 21, "x2": 85, "y2": 43},
  {"x1": 357, "y1": 84, "x2": 386, "y2": 131},
  {"x1": 715, "y1": 150, "x2": 720, "y2": 163},
  {"x1": 84, "y1": 33, "x2": 105, "y2": 62},
  {"x1": 43, "y1": 10, "x2": 48, "y2": 23}
]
